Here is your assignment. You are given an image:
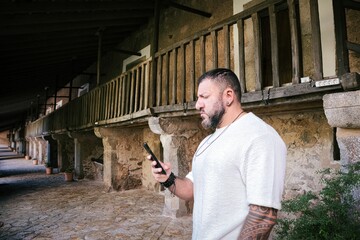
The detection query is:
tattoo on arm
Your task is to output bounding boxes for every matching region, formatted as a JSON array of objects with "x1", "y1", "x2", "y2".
[{"x1": 239, "y1": 204, "x2": 278, "y2": 240}]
